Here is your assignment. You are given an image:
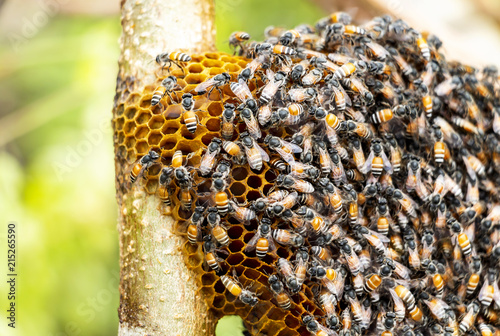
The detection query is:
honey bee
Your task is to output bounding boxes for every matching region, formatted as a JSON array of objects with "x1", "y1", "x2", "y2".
[
  {"x1": 276, "y1": 174, "x2": 314, "y2": 193},
  {"x1": 370, "y1": 104, "x2": 408, "y2": 124},
  {"x1": 226, "y1": 201, "x2": 255, "y2": 224},
  {"x1": 295, "y1": 248, "x2": 309, "y2": 288},
  {"x1": 229, "y1": 31, "x2": 250, "y2": 54},
  {"x1": 155, "y1": 51, "x2": 191, "y2": 74},
  {"x1": 221, "y1": 140, "x2": 245, "y2": 163},
  {"x1": 435, "y1": 76, "x2": 462, "y2": 97},
  {"x1": 478, "y1": 269, "x2": 500, "y2": 308},
  {"x1": 359, "y1": 139, "x2": 392, "y2": 177},
  {"x1": 244, "y1": 218, "x2": 276, "y2": 258},
  {"x1": 329, "y1": 148, "x2": 347, "y2": 185},
  {"x1": 180, "y1": 93, "x2": 200, "y2": 134},
  {"x1": 279, "y1": 29, "x2": 302, "y2": 46},
  {"x1": 202, "y1": 235, "x2": 223, "y2": 273},
  {"x1": 207, "y1": 207, "x2": 228, "y2": 246},
  {"x1": 318, "y1": 178, "x2": 343, "y2": 215},
  {"x1": 459, "y1": 301, "x2": 480, "y2": 333},
  {"x1": 220, "y1": 103, "x2": 236, "y2": 140},
  {"x1": 151, "y1": 75, "x2": 178, "y2": 107},
  {"x1": 174, "y1": 166, "x2": 193, "y2": 210},
  {"x1": 286, "y1": 87, "x2": 317, "y2": 103},
  {"x1": 302, "y1": 315, "x2": 335, "y2": 336},
  {"x1": 230, "y1": 79, "x2": 252, "y2": 103},
  {"x1": 301, "y1": 68, "x2": 323, "y2": 86},
  {"x1": 221, "y1": 273, "x2": 259, "y2": 306},
  {"x1": 325, "y1": 77, "x2": 351, "y2": 111},
  {"x1": 277, "y1": 258, "x2": 300, "y2": 293},
  {"x1": 240, "y1": 131, "x2": 269, "y2": 171},
  {"x1": 344, "y1": 76, "x2": 374, "y2": 103},
  {"x1": 416, "y1": 34, "x2": 431, "y2": 61},
  {"x1": 346, "y1": 120, "x2": 374, "y2": 140},
  {"x1": 392, "y1": 189, "x2": 417, "y2": 218},
  {"x1": 272, "y1": 229, "x2": 304, "y2": 247},
  {"x1": 260, "y1": 69, "x2": 288, "y2": 105},
  {"x1": 129, "y1": 150, "x2": 160, "y2": 184},
  {"x1": 268, "y1": 274, "x2": 291, "y2": 310},
  {"x1": 257, "y1": 104, "x2": 272, "y2": 126},
  {"x1": 194, "y1": 72, "x2": 231, "y2": 100},
  {"x1": 158, "y1": 166, "x2": 174, "y2": 206},
  {"x1": 333, "y1": 61, "x2": 367, "y2": 80},
  {"x1": 387, "y1": 47, "x2": 415, "y2": 78},
  {"x1": 238, "y1": 107, "x2": 261, "y2": 140},
  {"x1": 199, "y1": 138, "x2": 222, "y2": 176},
  {"x1": 319, "y1": 290, "x2": 341, "y2": 329},
  {"x1": 337, "y1": 238, "x2": 361, "y2": 276},
  {"x1": 264, "y1": 135, "x2": 302, "y2": 164},
  {"x1": 186, "y1": 206, "x2": 205, "y2": 245},
  {"x1": 211, "y1": 172, "x2": 229, "y2": 216},
  {"x1": 294, "y1": 206, "x2": 328, "y2": 234}
]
